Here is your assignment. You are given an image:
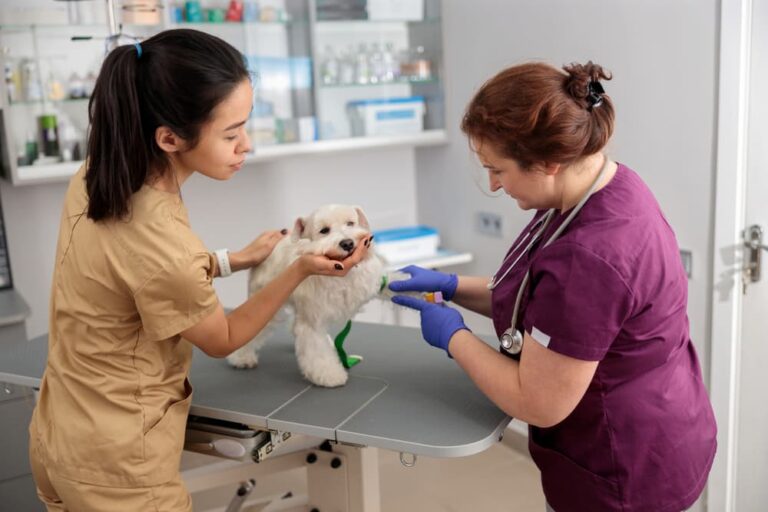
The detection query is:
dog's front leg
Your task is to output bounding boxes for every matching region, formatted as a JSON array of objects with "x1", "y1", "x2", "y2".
[
  {"x1": 293, "y1": 320, "x2": 349, "y2": 387},
  {"x1": 226, "y1": 319, "x2": 276, "y2": 369}
]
